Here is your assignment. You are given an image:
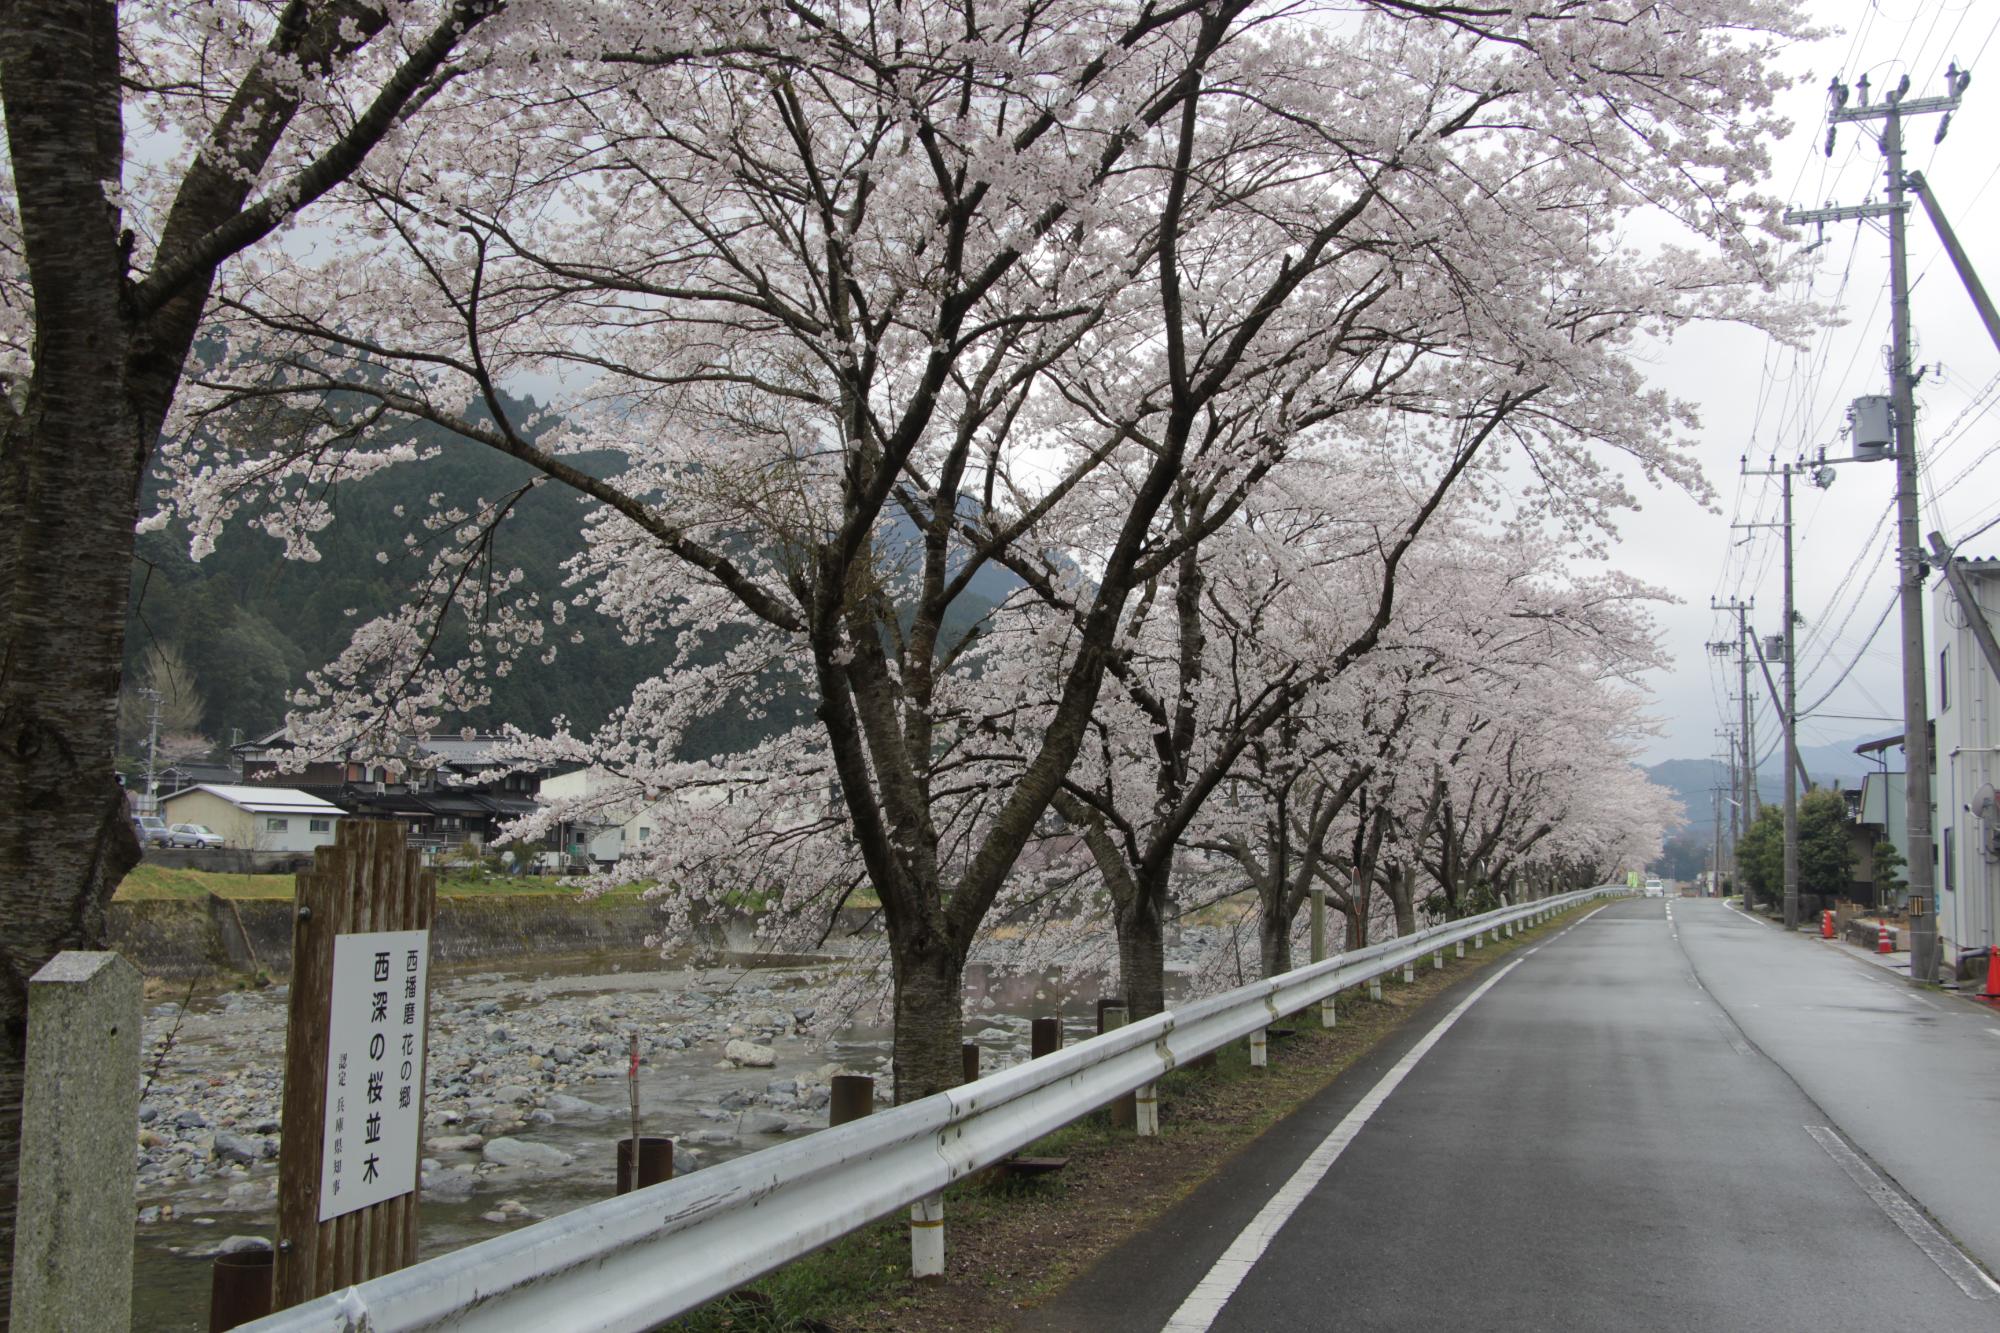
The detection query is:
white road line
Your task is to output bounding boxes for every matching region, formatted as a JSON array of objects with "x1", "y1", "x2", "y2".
[
  {"x1": 1160, "y1": 957, "x2": 1529, "y2": 1333},
  {"x1": 1804, "y1": 1125, "x2": 2000, "y2": 1300}
]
